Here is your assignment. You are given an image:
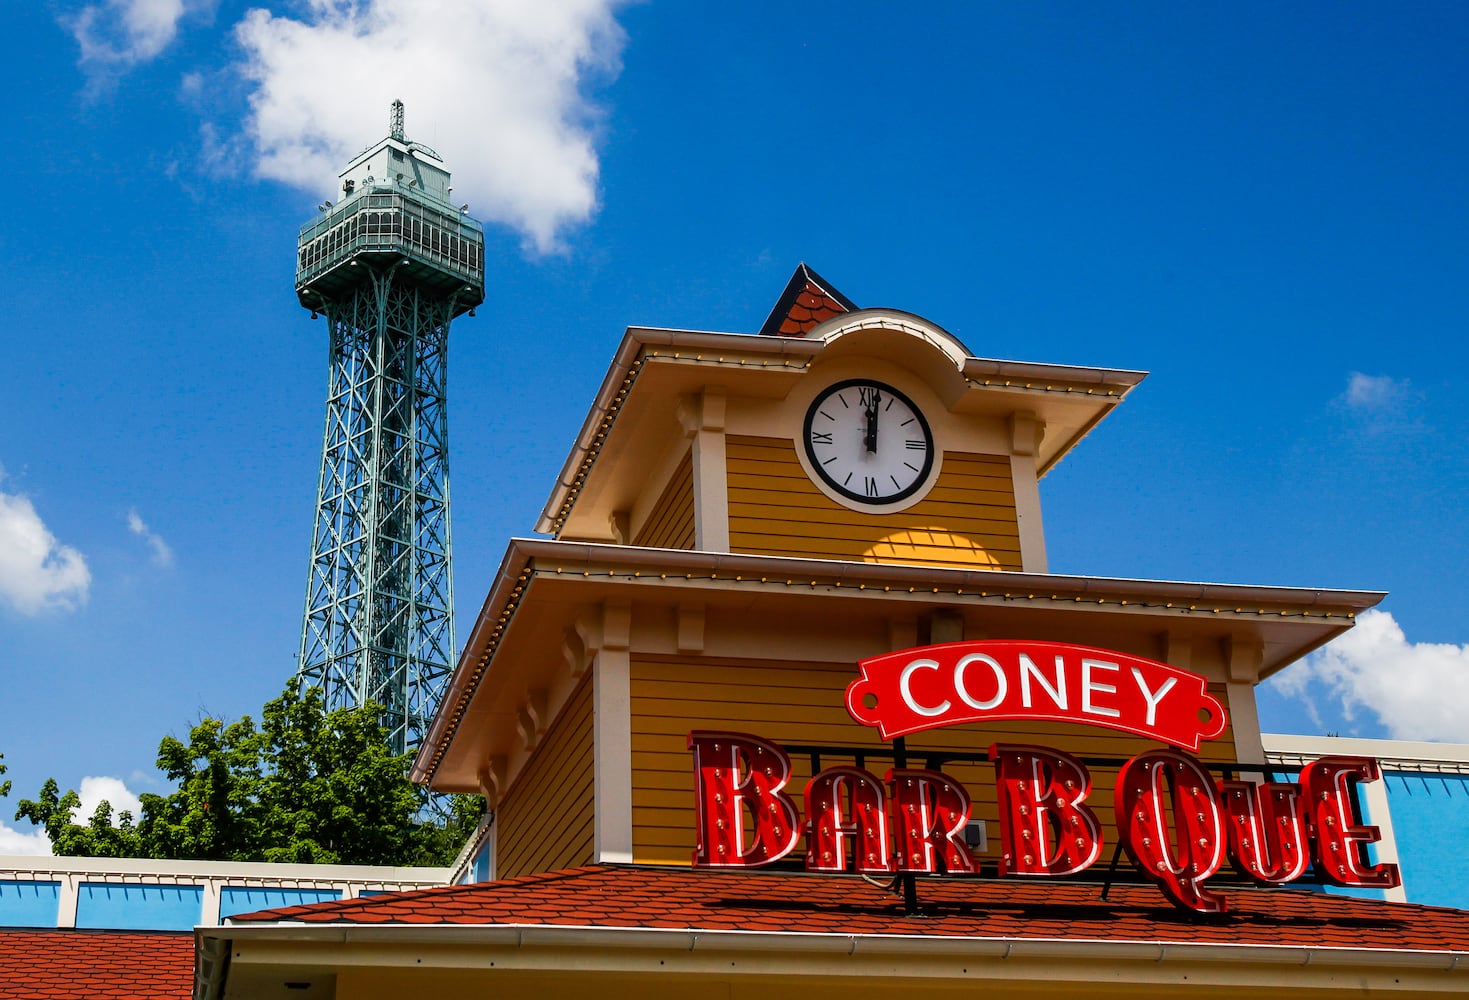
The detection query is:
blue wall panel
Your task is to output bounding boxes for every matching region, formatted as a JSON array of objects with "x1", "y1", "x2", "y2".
[
  {"x1": 0, "y1": 880, "x2": 60, "y2": 927},
  {"x1": 1386, "y1": 771, "x2": 1469, "y2": 909},
  {"x1": 220, "y1": 886, "x2": 341, "y2": 919},
  {"x1": 75, "y1": 882, "x2": 203, "y2": 931}
]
